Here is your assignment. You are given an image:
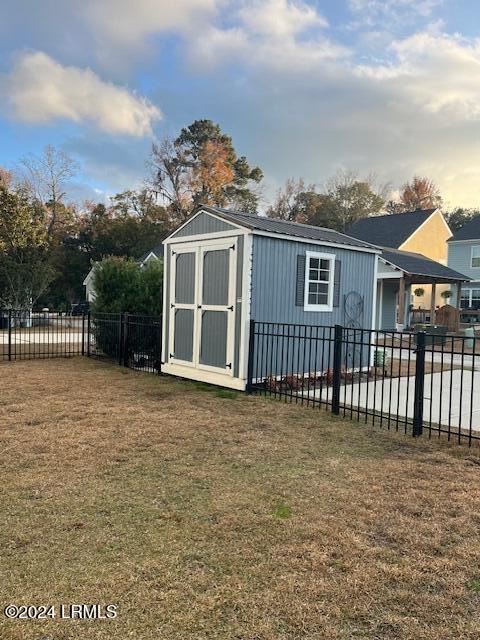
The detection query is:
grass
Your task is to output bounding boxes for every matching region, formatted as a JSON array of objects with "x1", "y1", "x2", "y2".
[{"x1": 1, "y1": 358, "x2": 480, "y2": 639}]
